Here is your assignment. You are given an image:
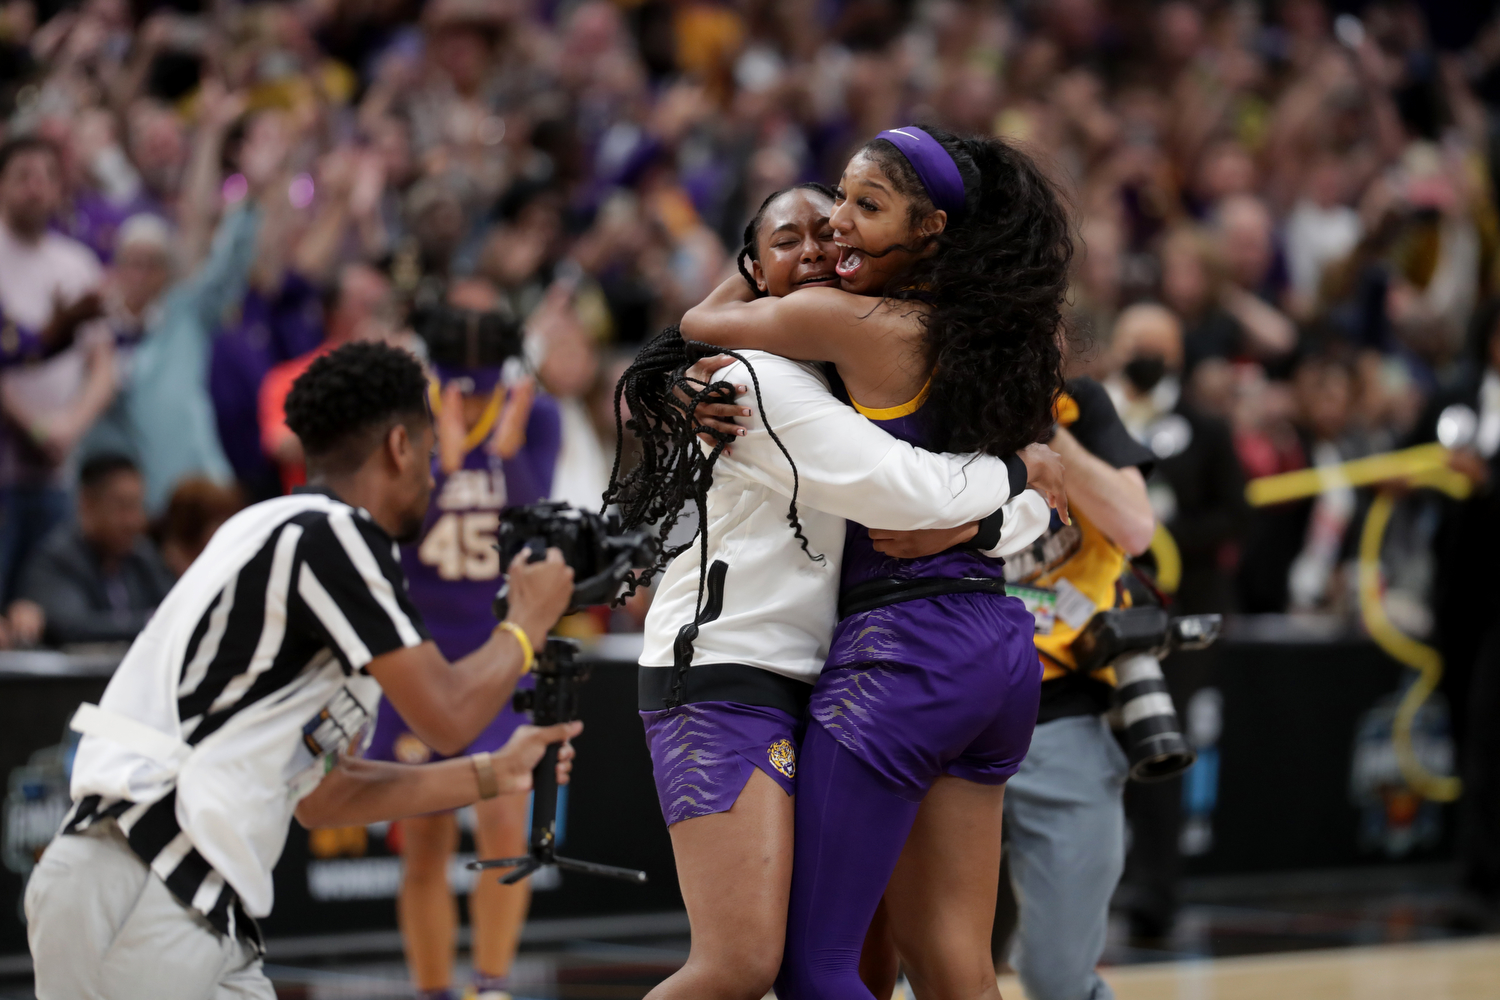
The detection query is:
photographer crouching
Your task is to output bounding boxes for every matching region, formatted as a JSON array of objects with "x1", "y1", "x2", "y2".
[{"x1": 25, "y1": 342, "x2": 580, "y2": 1000}]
